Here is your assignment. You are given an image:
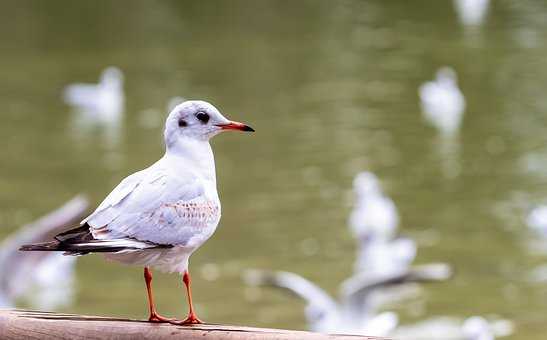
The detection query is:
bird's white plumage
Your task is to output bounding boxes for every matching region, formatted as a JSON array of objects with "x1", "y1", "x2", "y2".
[
  {"x1": 243, "y1": 269, "x2": 396, "y2": 336},
  {"x1": 244, "y1": 269, "x2": 339, "y2": 333},
  {"x1": 63, "y1": 66, "x2": 125, "y2": 122},
  {"x1": 349, "y1": 172, "x2": 410, "y2": 275},
  {"x1": 349, "y1": 172, "x2": 399, "y2": 241},
  {"x1": 83, "y1": 162, "x2": 219, "y2": 246},
  {"x1": 29, "y1": 253, "x2": 76, "y2": 310},
  {"x1": 355, "y1": 237, "x2": 417, "y2": 276},
  {"x1": 419, "y1": 67, "x2": 465, "y2": 137},
  {"x1": 391, "y1": 316, "x2": 513, "y2": 340},
  {"x1": 245, "y1": 265, "x2": 452, "y2": 337},
  {"x1": 76, "y1": 100, "x2": 239, "y2": 273},
  {"x1": 453, "y1": 0, "x2": 490, "y2": 27},
  {"x1": 462, "y1": 316, "x2": 495, "y2": 340},
  {"x1": 0, "y1": 197, "x2": 87, "y2": 309},
  {"x1": 526, "y1": 205, "x2": 547, "y2": 236}
]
